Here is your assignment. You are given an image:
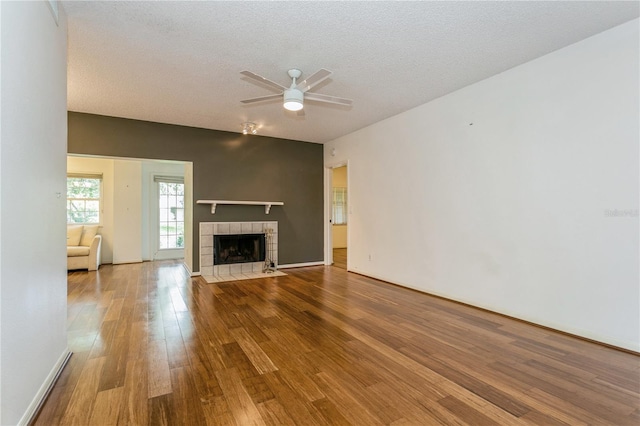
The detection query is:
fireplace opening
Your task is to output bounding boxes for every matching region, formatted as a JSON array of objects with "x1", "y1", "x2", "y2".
[{"x1": 214, "y1": 233, "x2": 266, "y2": 265}]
